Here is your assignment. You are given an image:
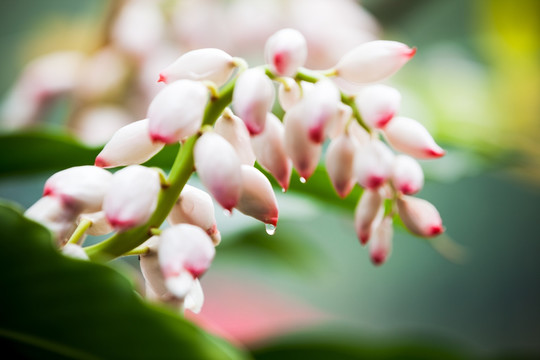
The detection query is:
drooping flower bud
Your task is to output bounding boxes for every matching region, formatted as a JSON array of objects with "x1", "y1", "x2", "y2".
[
  {"x1": 158, "y1": 224, "x2": 215, "y2": 297},
  {"x1": 397, "y1": 195, "x2": 444, "y2": 237},
  {"x1": 214, "y1": 109, "x2": 256, "y2": 166},
  {"x1": 277, "y1": 77, "x2": 302, "y2": 112},
  {"x1": 327, "y1": 103, "x2": 353, "y2": 139},
  {"x1": 302, "y1": 79, "x2": 341, "y2": 144},
  {"x1": 236, "y1": 165, "x2": 279, "y2": 226},
  {"x1": 355, "y1": 84, "x2": 401, "y2": 129},
  {"x1": 391, "y1": 155, "x2": 424, "y2": 195},
  {"x1": 382, "y1": 116, "x2": 445, "y2": 159},
  {"x1": 102, "y1": 165, "x2": 161, "y2": 231},
  {"x1": 147, "y1": 80, "x2": 208, "y2": 144},
  {"x1": 43, "y1": 166, "x2": 113, "y2": 213},
  {"x1": 354, "y1": 189, "x2": 384, "y2": 245},
  {"x1": 194, "y1": 132, "x2": 242, "y2": 212},
  {"x1": 158, "y1": 48, "x2": 235, "y2": 86},
  {"x1": 78, "y1": 211, "x2": 114, "y2": 236},
  {"x1": 334, "y1": 40, "x2": 416, "y2": 84},
  {"x1": 232, "y1": 68, "x2": 275, "y2": 135},
  {"x1": 265, "y1": 28, "x2": 308, "y2": 77},
  {"x1": 25, "y1": 196, "x2": 78, "y2": 246},
  {"x1": 325, "y1": 132, "x2": 357, "y2": 198},
  {"x1": 353, "y1": 139, "x2": 394, "y2": 190},
  {"x1": 168, "y1": 184, "x2": 221, "y2": 245},
  {"x1": 250, "y1": 112, "x2": 292, "y2": 191},
  {"x1": 140, "y1": 236, "x2": 168, "y2": 299},
  {"x1": 95, "y1": 119, "x2": 165, "y2": 168},
  {"x1": 284, "y1": 103, "x2": 322, "y2": 181},
  {"x1": 369, "y1": 216, "x2": 393, "y2": 265}
]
